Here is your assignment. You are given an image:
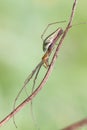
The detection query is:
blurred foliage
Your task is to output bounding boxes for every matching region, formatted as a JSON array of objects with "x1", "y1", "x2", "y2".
[{"x1": 0, "y1": 0, "x2": 87, "y2": 130}]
